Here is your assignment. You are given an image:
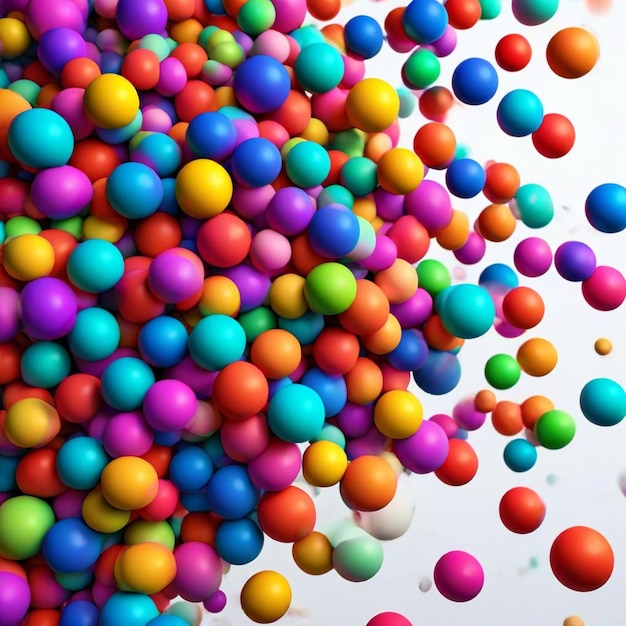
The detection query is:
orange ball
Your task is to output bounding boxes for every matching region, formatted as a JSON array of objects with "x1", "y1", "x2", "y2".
[
  {"x1": 339, "y1": 455, "x2": 397, "y2": 512},
  {"x1": 134, "y1": 212, "x2": 183, "y2": 257},
  {"x1": 499, "y1": 486, "x2": 546, "y2": 534},
  {"x1": 423, "y1": 315, "x2": 465, "y2": 352},
  {"x1": 419, "y1": 86, "x2": 454, "y2": 122},
  {"x1": 250, "y1": 329, "x2": 302, "y2": 379},
  {"x1": 476, "y1": 204, "x2": 516, "y2": 242},
  {"x1": 22, "y1": 610, "x2": 59, "y2": 626},
  {"x1": 312, "y1": 327, "x2": 360, "y2": 375},
  {"x1": 483, "y1": 162, "x2": 520, "y2": 204},
  {"x1": 0, "y1": 89, "x2": 31, "y2": 161},
  {"x1": 257, "y1": 486, "x2": 316, "y2": 543},
  {"x1": 491, "y1": 401, "x2": 524, "y2": 436},
  {"x1": 412, "y1": 122, "x2": 456, "y2": 169},
  {"x1": 180, "y1": 512, "x2": 221, "y2": 545},
  {"x1": 521, "y1": 395, "x2": 555, "y2": 430},
  {"x1": 546, "y1": 27, "x2": 600, "y2": 79},
  {"x1": 344, "y1": 357, "x2": 383, "y2": 405},
  {"x1": 435, "y1": 209, "x2": 470, "y2": 250},
  {"x1": 435, "y1": 438, "x2": 478, "y2": 486},
  {"x1": 61, "y1": 57, "x2": 101, "y2": 89},
  {"x1": 361, "y1": 313, "x2": 402, "y2": 355},
  {"x1": 211, "y1": 361, "x2": 269, "y2": 420},
  {"x1": 474, "y1": 389, "x2": 496, "y2": 413},
  {"x1": 292, "y1": 531, "x2": 333, "y2": 575},
  {"x1": 516, "y1": 337, "x2": 558, "y2": 376},
  {"x1": 306, "y1": 0, "x2": 341, "y2": 21},
  {"x1": 338, "y1": 279, "x2": 390, "y2": 335},
  {"x1": 502, "y1": 286, "x2": 545, "y2": 329},
  {"x1": 374, "y1": 259, "x2": 418, "y2": 304}
]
